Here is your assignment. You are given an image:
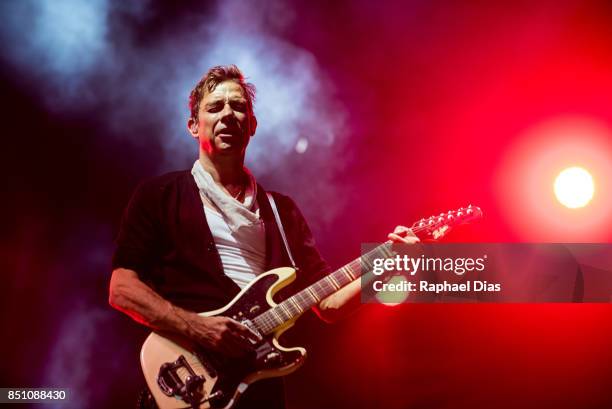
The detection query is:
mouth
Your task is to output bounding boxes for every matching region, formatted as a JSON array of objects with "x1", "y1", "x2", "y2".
[
  {"x1": 215, "y1": 128, "x2": 245, "y2": 150},
  {"x1": 216, "y1": 127, "x2": 241, "y2": 138}
]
